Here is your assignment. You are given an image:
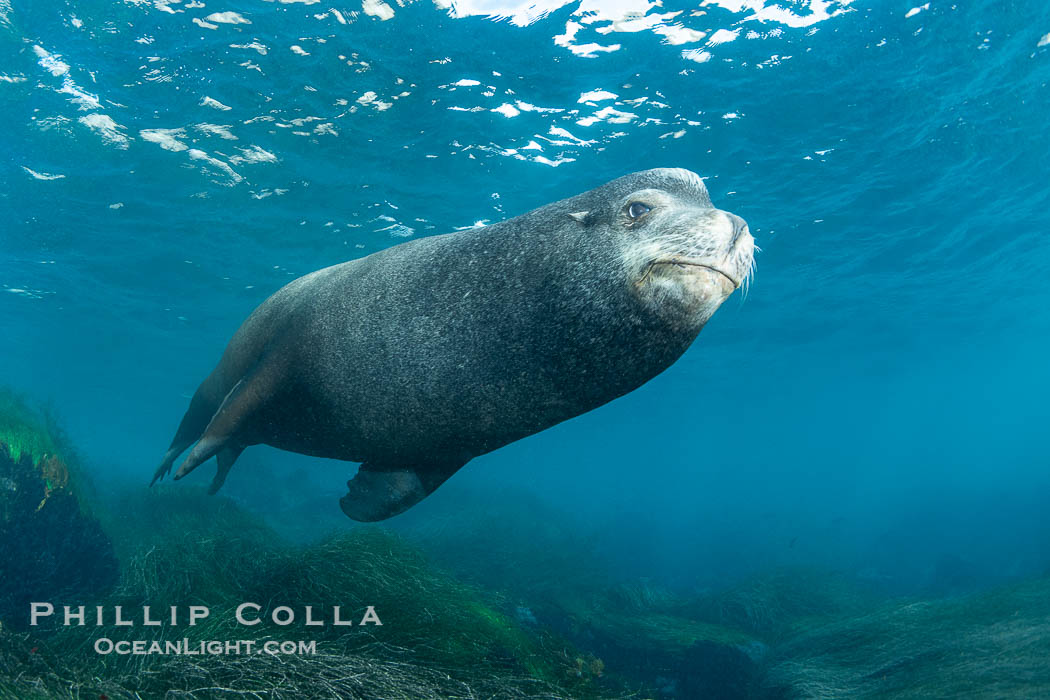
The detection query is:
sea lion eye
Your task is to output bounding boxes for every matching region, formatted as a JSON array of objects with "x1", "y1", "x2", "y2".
[{"x1": 627, "y1": 202, "x2": 651, "y2": 219}]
